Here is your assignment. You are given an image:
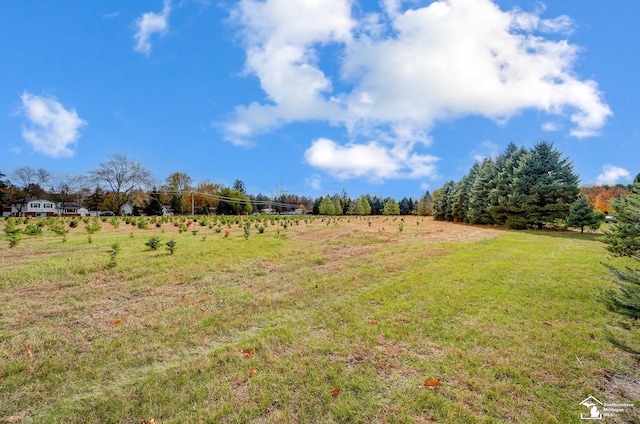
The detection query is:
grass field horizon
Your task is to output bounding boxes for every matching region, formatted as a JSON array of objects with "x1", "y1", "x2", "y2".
[{"x1": 1, "y1": 215, "x2": 639, "y2": 423}]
